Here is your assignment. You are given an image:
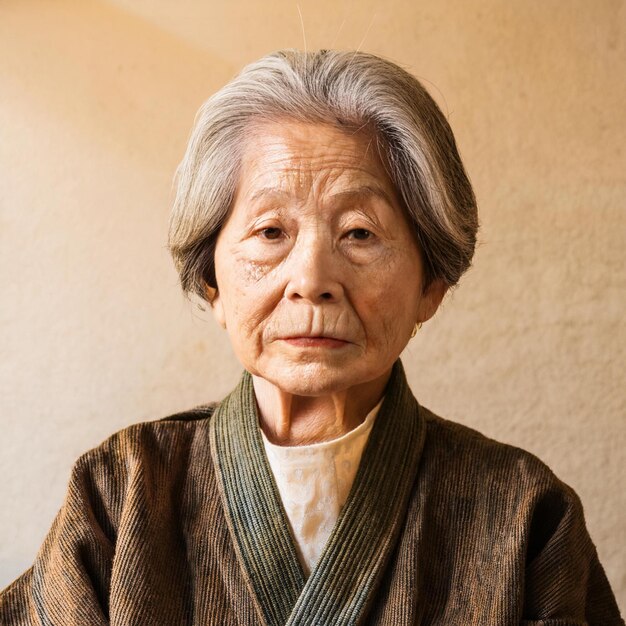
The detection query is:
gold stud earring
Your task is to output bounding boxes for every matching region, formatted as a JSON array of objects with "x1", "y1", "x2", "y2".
[{"x1": 410, "y1": 322, "x2": 423, "y2": 338}]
